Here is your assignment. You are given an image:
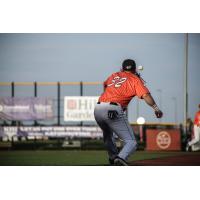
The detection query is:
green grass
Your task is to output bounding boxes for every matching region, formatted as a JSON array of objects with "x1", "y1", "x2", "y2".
[{"x1": 0, "y1": 150, "x2": 195, "y2": 166}]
